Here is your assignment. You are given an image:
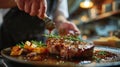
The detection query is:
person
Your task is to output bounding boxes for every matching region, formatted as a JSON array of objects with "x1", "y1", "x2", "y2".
[{"x1": 0, "y1": 0, "x2": 80, "y2": 50}]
